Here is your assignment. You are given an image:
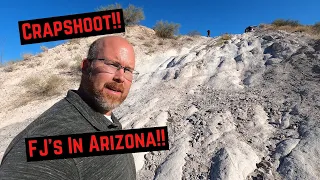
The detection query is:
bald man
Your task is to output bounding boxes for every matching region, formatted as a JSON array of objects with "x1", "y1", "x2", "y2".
[{"x1": 0, "y1": 36, "x2": 138, "y2": 180}]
